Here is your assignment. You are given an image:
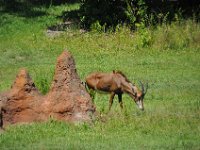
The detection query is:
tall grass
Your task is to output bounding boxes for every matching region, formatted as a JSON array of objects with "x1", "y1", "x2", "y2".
[{"x1": 0, "y1": 3, "x2": 200, "y2": 149}]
